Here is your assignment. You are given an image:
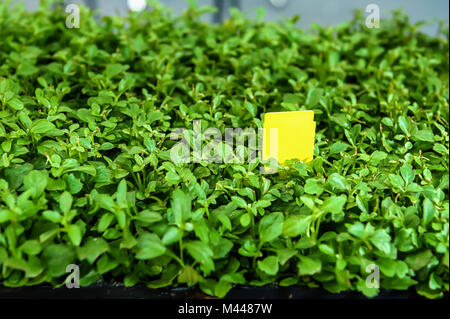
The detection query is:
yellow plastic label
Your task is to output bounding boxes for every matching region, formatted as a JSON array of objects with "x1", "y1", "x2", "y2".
[{"x1": 262, "y1": 110, "x2": 316, "y2": 165}]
